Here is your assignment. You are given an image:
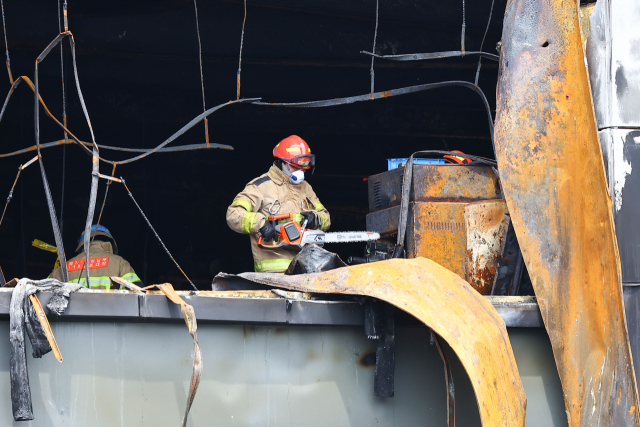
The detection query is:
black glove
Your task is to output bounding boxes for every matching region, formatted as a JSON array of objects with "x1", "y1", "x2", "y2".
[
  {"x1": 300, "y1": 212, "x2": 319, "y2": 229},
  {"x1": 259, "y1": 220, "x2": 277, "y2": 241}
]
